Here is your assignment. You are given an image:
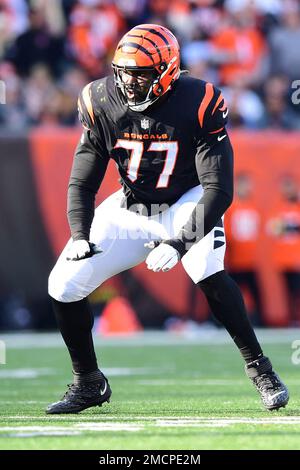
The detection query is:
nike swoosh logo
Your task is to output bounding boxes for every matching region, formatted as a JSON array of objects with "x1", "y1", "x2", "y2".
[
  {"x1": 268, "y1": 390, "x2": 286, "y2": 400},
  {"x1": 222, "y1": 108, "x2": 229, "y2": 118},
  {"x1": 100, "y1": 381, "x2": 107, "y2": 396},
  {"x1": 217, "y1": 134, "x2": 227, "y2": 142}
]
